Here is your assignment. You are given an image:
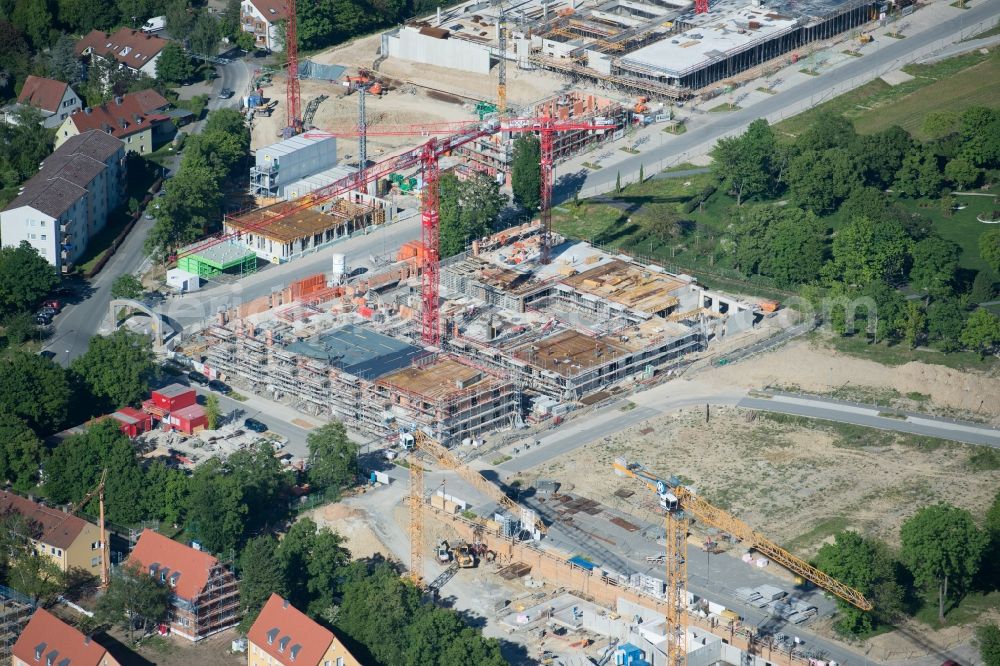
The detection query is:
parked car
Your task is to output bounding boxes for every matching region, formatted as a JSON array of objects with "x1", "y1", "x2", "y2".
[
  {"x1": 219, "y1": 88, "x2": 234, "y2": 99},
  {"x1": 244, "y1": 418, "x2": 268, "y2": 433},
  {"x1": 39, "y1": 350, "x2": 56, "y2": 360},
  {"x1": 35, "y1": 313, "x2": 52, "y2": 326},
  {"x1": 42, "y1": 299, "x2": 62, "y2": 312},
  {"x1": 187, "y1": 370, "x2": 209, "y2": 386},
  {"x1": 208, "y1": 379, "x2": 232, "y2": 395}
]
